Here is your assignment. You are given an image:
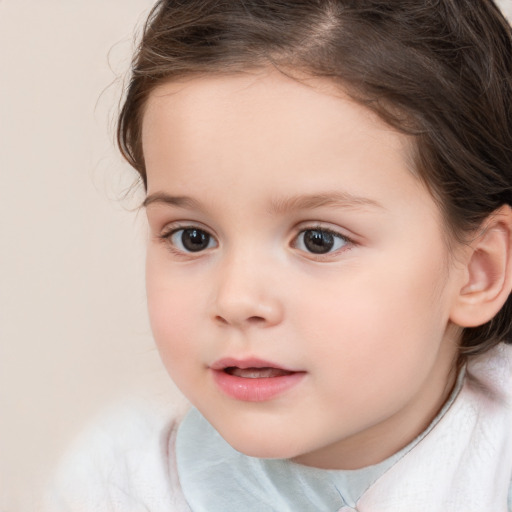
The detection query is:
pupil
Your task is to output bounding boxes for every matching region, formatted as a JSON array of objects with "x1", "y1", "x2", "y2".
[
  {"x1": 304, "y1": 230, "x2": 334, "y2": 254},
  {"x1": 182, "y1": 229, "x2": 209, "y2": 252}
]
